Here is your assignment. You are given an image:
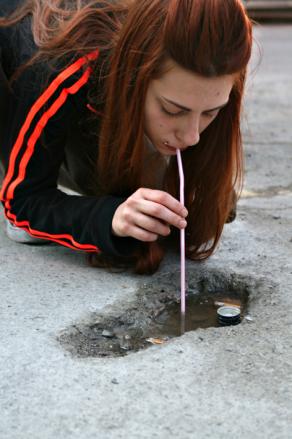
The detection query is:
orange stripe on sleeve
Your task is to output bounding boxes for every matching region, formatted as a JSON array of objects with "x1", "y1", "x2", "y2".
[
  {"x1": 5, "y1": 67, "x2": 92, "y2": 204},
  {"x1": 5, "y1": 211, "x2": 98, "y2": 252},
  {"x1": 0, "y1": 50, "x2": 99, "y2": 202},
  {"x1": 1, "y1": 50, "x2": 101, "y2": 253}
]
